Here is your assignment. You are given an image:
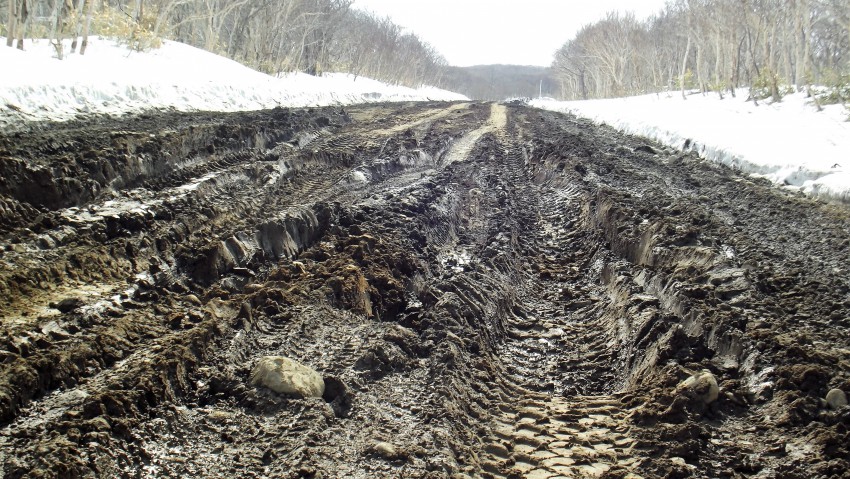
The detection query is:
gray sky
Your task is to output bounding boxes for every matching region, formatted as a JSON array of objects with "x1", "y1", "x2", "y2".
[{"x1": 351, "y1": 0, "x2": 669, "y2": 67}]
